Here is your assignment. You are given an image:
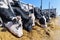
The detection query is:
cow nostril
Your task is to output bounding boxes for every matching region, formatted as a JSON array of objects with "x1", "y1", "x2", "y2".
[
  {"x1": 19, "y1": 24, "x2": 21, "y2": 27},
  {"x1": 0, "y1": 21, "x2": 1, "y2": 24},
  {"x1": 0, "y1": 21, "x2": 1, "y2": 23}
]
